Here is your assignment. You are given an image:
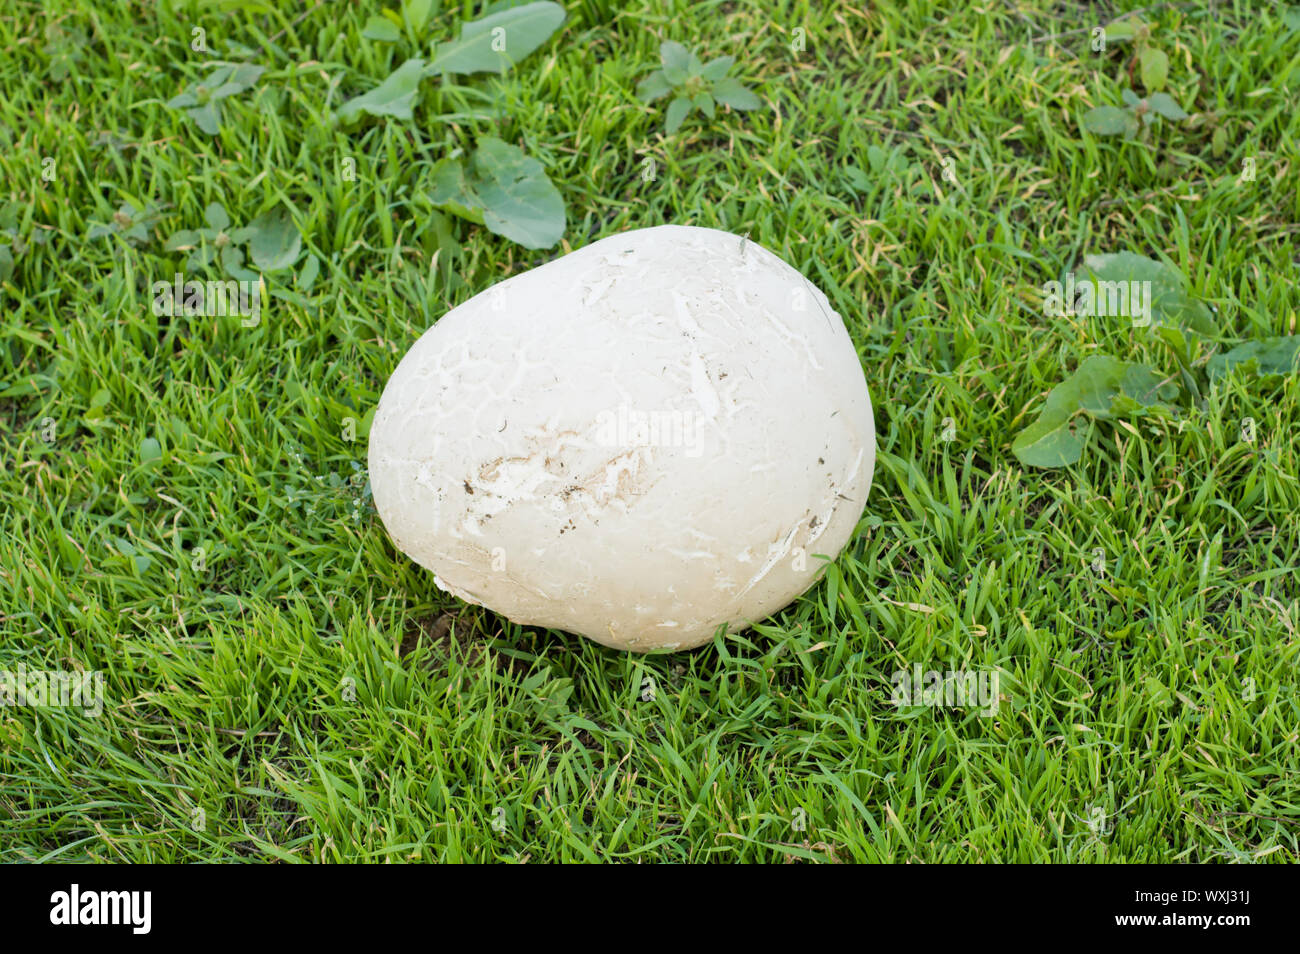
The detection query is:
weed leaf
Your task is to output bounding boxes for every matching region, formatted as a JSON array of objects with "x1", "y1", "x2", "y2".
[
  {"x1": 428, "y1": 2, "x2": 565, "y2": 76},
  {"x1": 1082, "y1": 105, "x2": 1137, "y2": 137},
  {"x1": 1140, "y1": 46, "x2": 1169, "y2": 92},
  {"x1": 665, "y1": 95, "x2": 692, "y2": 132},
  {"x1": 362, "y1": 15, "x2": 402, "y2": 42},
  {"x1": 1013, "y1": 355, "x2": 1175, "y2": 467},
  {"x1": 244, "y1": 209, "x2": 302, "y2": 271},
  {"x1": 659, "y1": 41, "x2": 693, "y2": 85},
  {"x1": 429, "y1": 137, "x2": 565, "y2": 249},
  {"x1": 711, "y1": 76, "x2": 761, "y2": 110},
  {"x1": 1145, "y1": 92, "x2": 1187, "y2": 120},
  {"x1": 636, "y1": 69, "x2": 672, "y2": 103},
  {"x1": 1080, "y1": 251, "x2": 1215, "y2": 335},
  {"x1": 338, "y1": 58, "x2": 426, "y2": 122},
  {"x1": 1208, "y1": 337, "x2": 1300, "y2": 380}
]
